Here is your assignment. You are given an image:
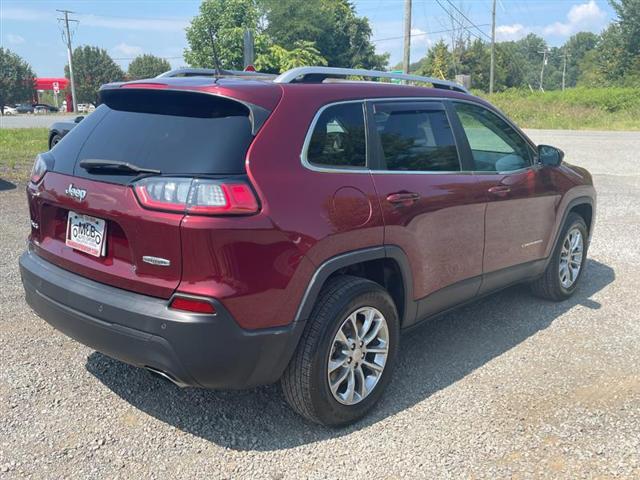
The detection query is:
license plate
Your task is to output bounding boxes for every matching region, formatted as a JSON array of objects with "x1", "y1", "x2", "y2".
[{"x1": 66, "y1": 211, "x2": 107, "y2": 257}]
